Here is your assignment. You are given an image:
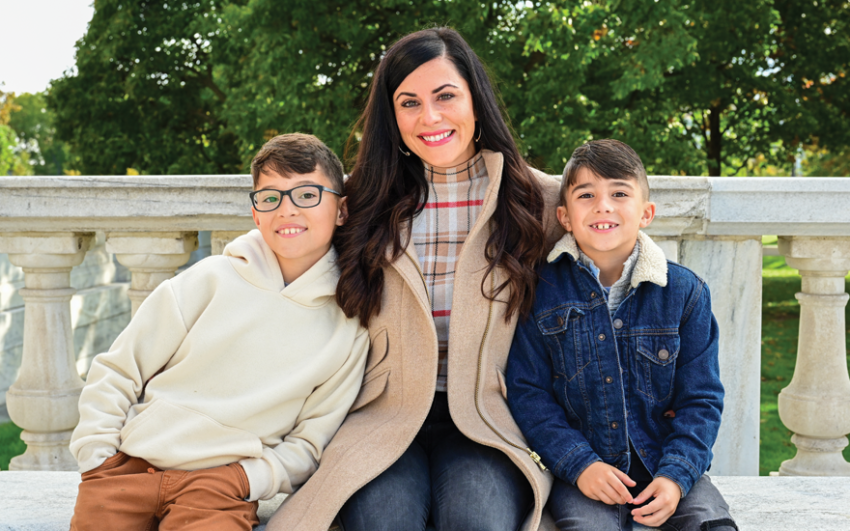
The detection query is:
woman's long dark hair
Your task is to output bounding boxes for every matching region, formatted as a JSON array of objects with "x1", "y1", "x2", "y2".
[{"x1": 335, "y1": 27, "x2": 545, "y2": 328}]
